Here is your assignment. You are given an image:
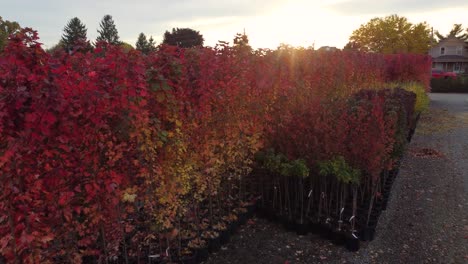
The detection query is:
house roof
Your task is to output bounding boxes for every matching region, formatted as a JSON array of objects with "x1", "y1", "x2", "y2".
[{"x1": 432, "y1": 55, "x2": 468, "y2": 63}]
